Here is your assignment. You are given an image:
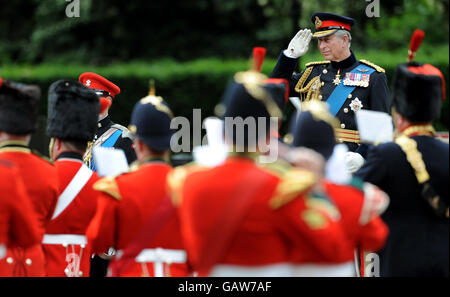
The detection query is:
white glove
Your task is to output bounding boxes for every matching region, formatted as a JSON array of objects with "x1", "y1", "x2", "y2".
[
  {"x1": 345, "y1": 152, "x2": 365, "y2": 173},
  {"x1": 283, "y1": 29, "x2": 312, "y2": 59}
]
